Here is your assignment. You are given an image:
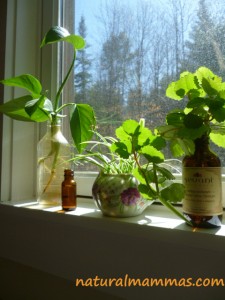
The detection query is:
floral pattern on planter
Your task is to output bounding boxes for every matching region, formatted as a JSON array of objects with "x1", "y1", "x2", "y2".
[
  {"x1": 121, "y1": 187, "x2": 140, "y2": 206},
  {"x1": 92, "y1": 173, "x2": 151, "y2": 217}
]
